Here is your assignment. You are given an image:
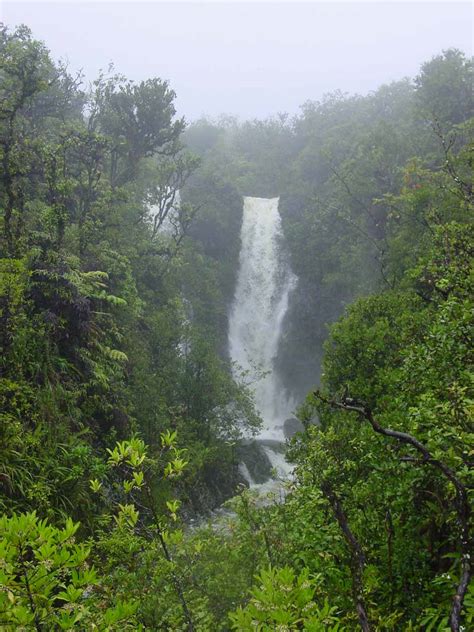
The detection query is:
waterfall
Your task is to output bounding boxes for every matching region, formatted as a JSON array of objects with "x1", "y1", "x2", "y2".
[{"x1": 229, "y1": 196, "x2": 297, "y2": 443}]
